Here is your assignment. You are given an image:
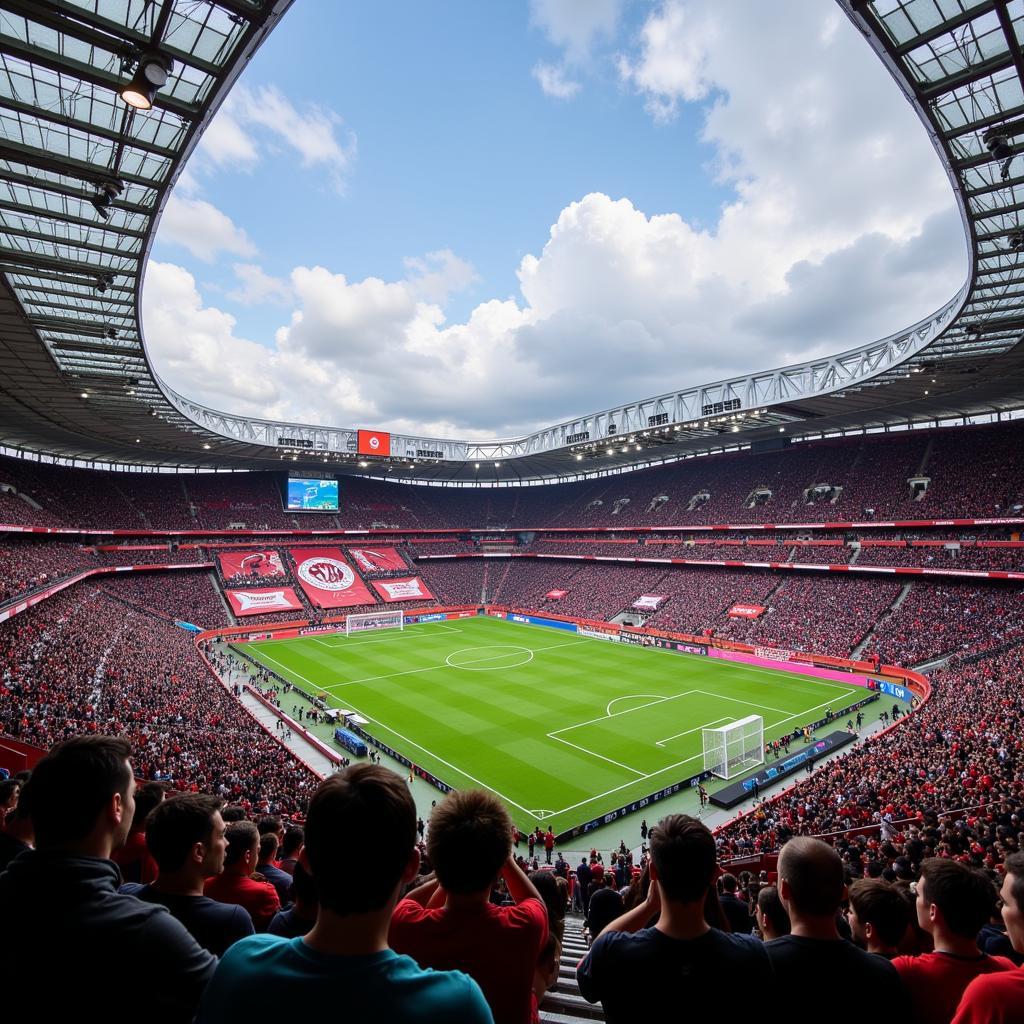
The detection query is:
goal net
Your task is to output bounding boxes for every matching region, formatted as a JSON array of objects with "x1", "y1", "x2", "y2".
[
  {"x1": 346, "y1": 609, "x2": 405, "y2": 635},
  {"x1": 702, "y1": 715, "x2": 764, "y2": 780}
]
